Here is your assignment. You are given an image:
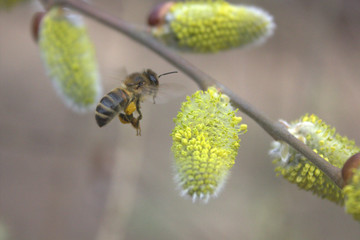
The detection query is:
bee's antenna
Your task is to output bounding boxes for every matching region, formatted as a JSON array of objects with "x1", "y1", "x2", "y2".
[{"x1": 158, "y1": 71, "x2": 178, "y2": 78}]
